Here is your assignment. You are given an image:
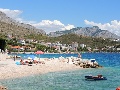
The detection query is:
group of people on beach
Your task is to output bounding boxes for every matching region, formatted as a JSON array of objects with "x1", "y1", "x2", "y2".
[
  {"x1": 19, "y1": 58, "x2": 45, "y2": 66},
  {"x1": 18, "y1": 53, "x2": 82, "y2": 66},
  {"x1": 20, "y1": 59, "x2": 37, "y2": 66}
]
